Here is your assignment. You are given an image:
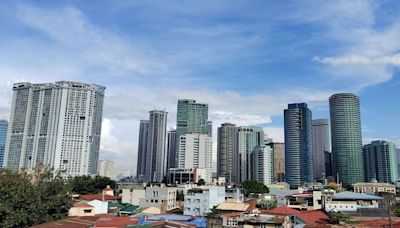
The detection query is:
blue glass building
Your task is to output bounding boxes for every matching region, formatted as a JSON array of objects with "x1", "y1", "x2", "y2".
[
  {"x1": 0, "y1": 120, "x2": 8, "y2": 168},
  {"x1": 284, "y1": 103, "x2": 313, "y2": 188}
]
